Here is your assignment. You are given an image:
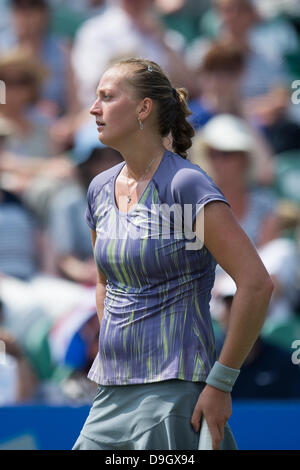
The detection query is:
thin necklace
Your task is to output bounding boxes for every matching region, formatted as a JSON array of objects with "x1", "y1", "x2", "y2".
[{"x1": 125, "y1": 155, "x2": 160, "y2": 204}]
